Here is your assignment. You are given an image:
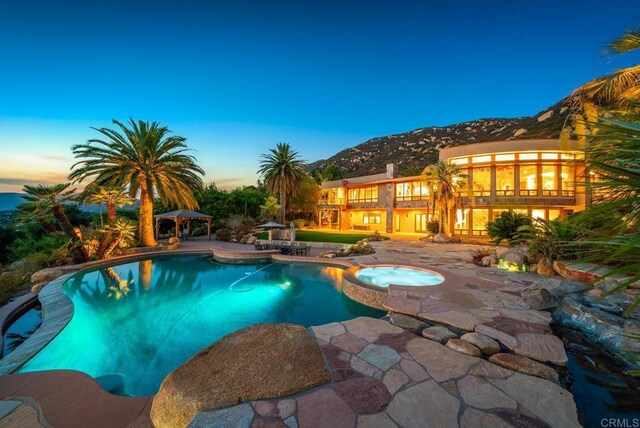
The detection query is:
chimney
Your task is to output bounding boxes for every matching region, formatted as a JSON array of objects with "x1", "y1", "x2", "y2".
[{"x1": 386, "y1": 163, "x2": 397, "y2": 179}]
